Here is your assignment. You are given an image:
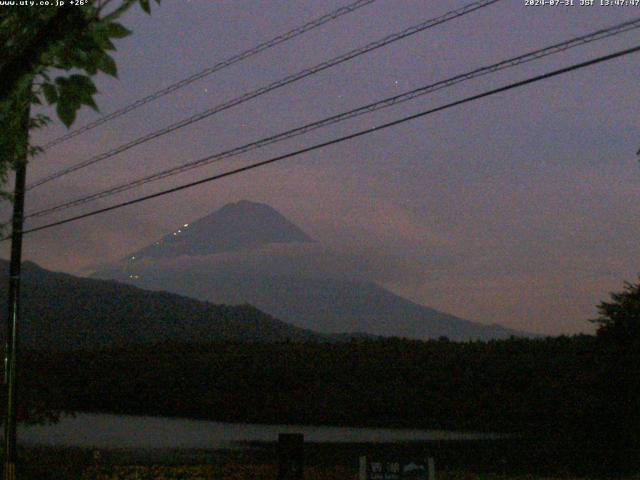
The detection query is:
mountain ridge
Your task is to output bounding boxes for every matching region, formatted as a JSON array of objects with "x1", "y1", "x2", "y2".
[
  {"x1": 95, "y1": 269, "x2": 533, "y2": 340},
  {"x1": 0, "y1": 260, "x2": 328, "y2": 351}
]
